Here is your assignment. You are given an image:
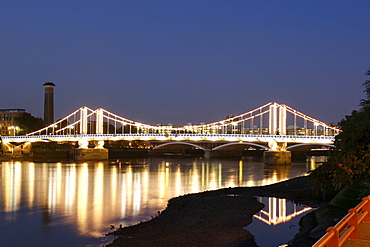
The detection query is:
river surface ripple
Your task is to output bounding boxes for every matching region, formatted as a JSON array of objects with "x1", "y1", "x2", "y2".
[{"x1": 0, "y1": 157, "x2": 324, "y2": 247}]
